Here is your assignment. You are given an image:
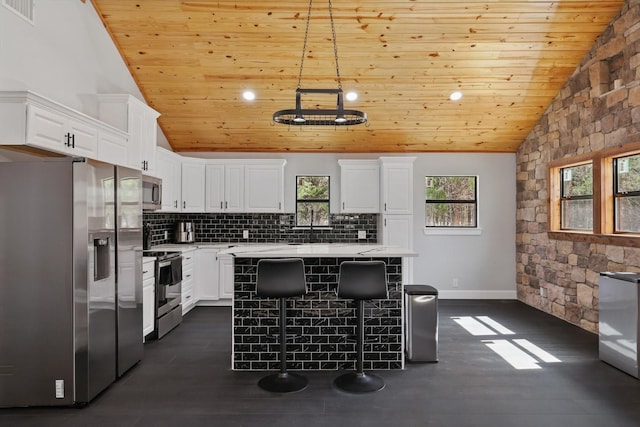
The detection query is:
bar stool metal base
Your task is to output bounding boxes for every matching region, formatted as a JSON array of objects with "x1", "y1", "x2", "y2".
[
  {"x1": 258, "y1": 372, "x2": 308, "y2": 394},
  {"x1": 333, "y1": 371, "x2": 385, "y2": 394}
]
